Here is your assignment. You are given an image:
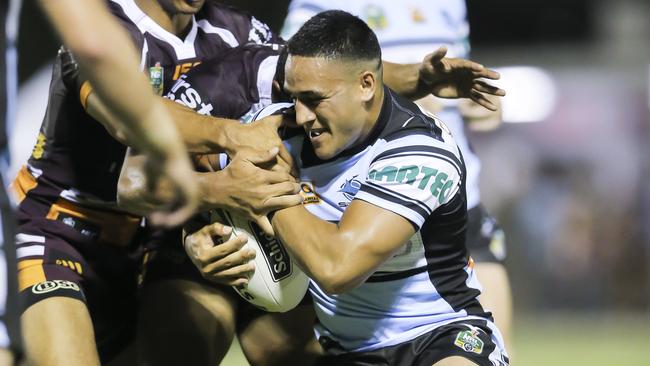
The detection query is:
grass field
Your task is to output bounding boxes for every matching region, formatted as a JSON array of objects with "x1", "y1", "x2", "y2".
[{"x1": 220, "y1": 313, "x2": 650, "y2": 365}]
